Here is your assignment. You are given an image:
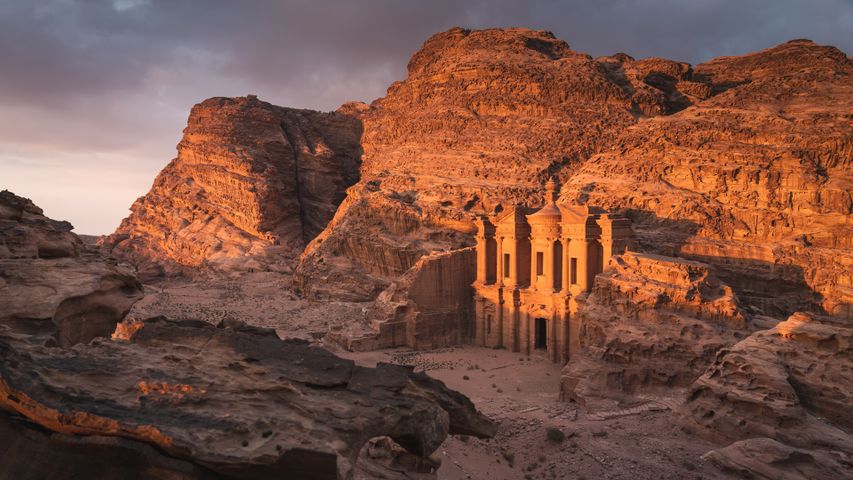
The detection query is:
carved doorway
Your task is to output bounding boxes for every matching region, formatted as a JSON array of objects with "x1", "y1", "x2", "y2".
[{"x1": 534, "y1": 317, "x2": 547, "y2": 350}]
